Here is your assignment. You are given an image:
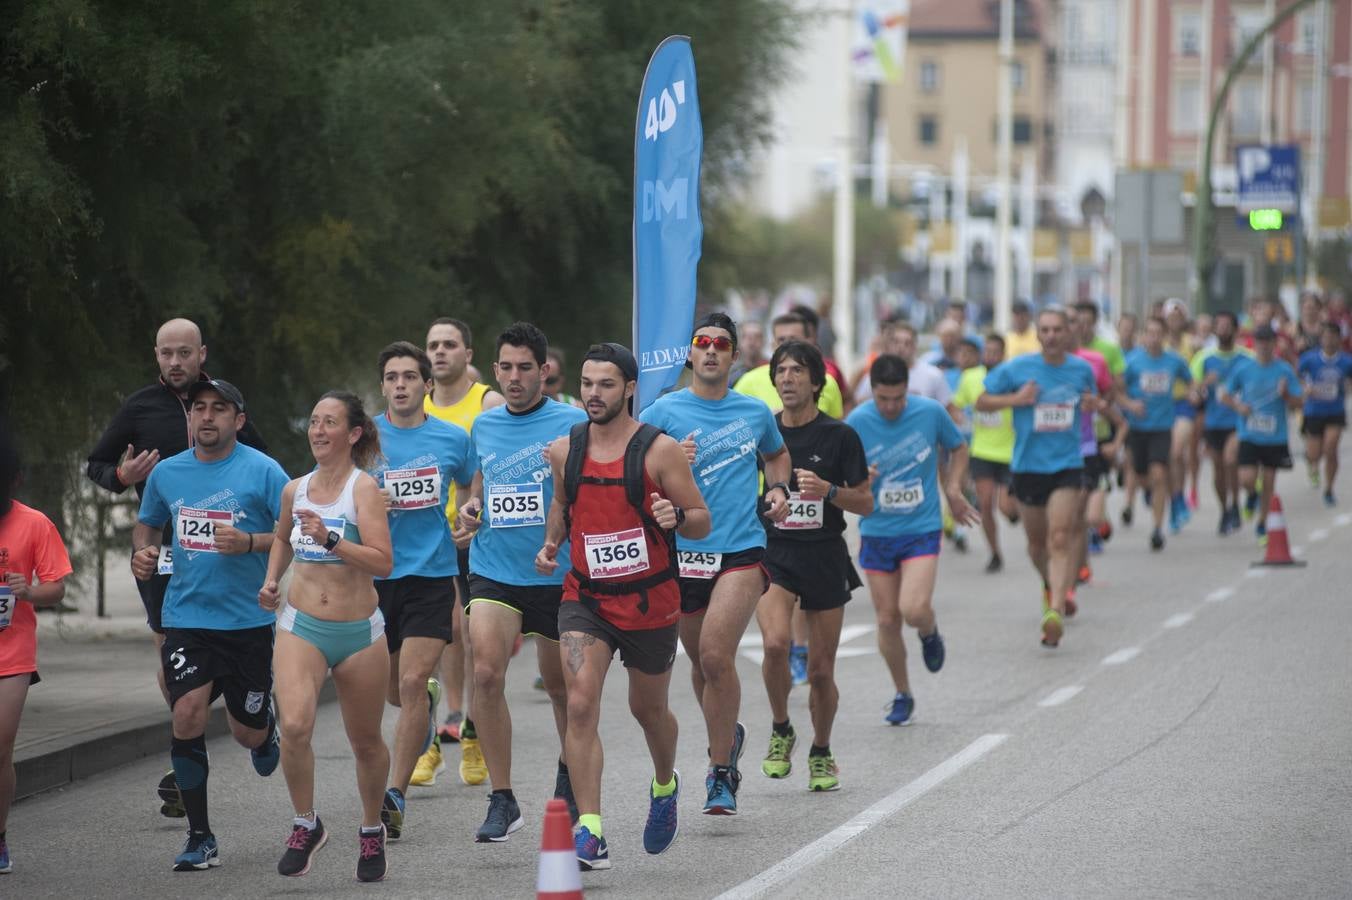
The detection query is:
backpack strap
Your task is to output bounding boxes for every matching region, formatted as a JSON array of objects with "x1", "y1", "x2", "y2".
[{"x1": 562, "y1": 420, "x2": 591, "y2": 507}]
